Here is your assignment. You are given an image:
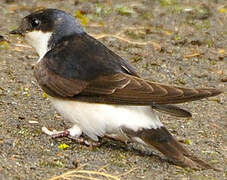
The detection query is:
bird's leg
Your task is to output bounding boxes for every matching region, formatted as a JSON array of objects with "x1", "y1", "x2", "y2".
[
  {"x1": 42, "y1": 125, "x2": 101, "y2": 147},
  {"x1": 104, "y1": 134, "x2": 130, "y2": 144}
]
